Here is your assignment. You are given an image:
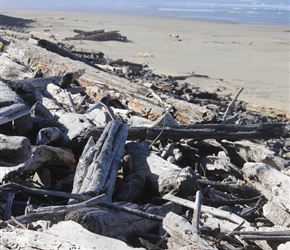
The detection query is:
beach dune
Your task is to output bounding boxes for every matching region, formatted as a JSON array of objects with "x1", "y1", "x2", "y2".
[{"x1": 3, "y1": 10, "x2": 289, "y2": 117}]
